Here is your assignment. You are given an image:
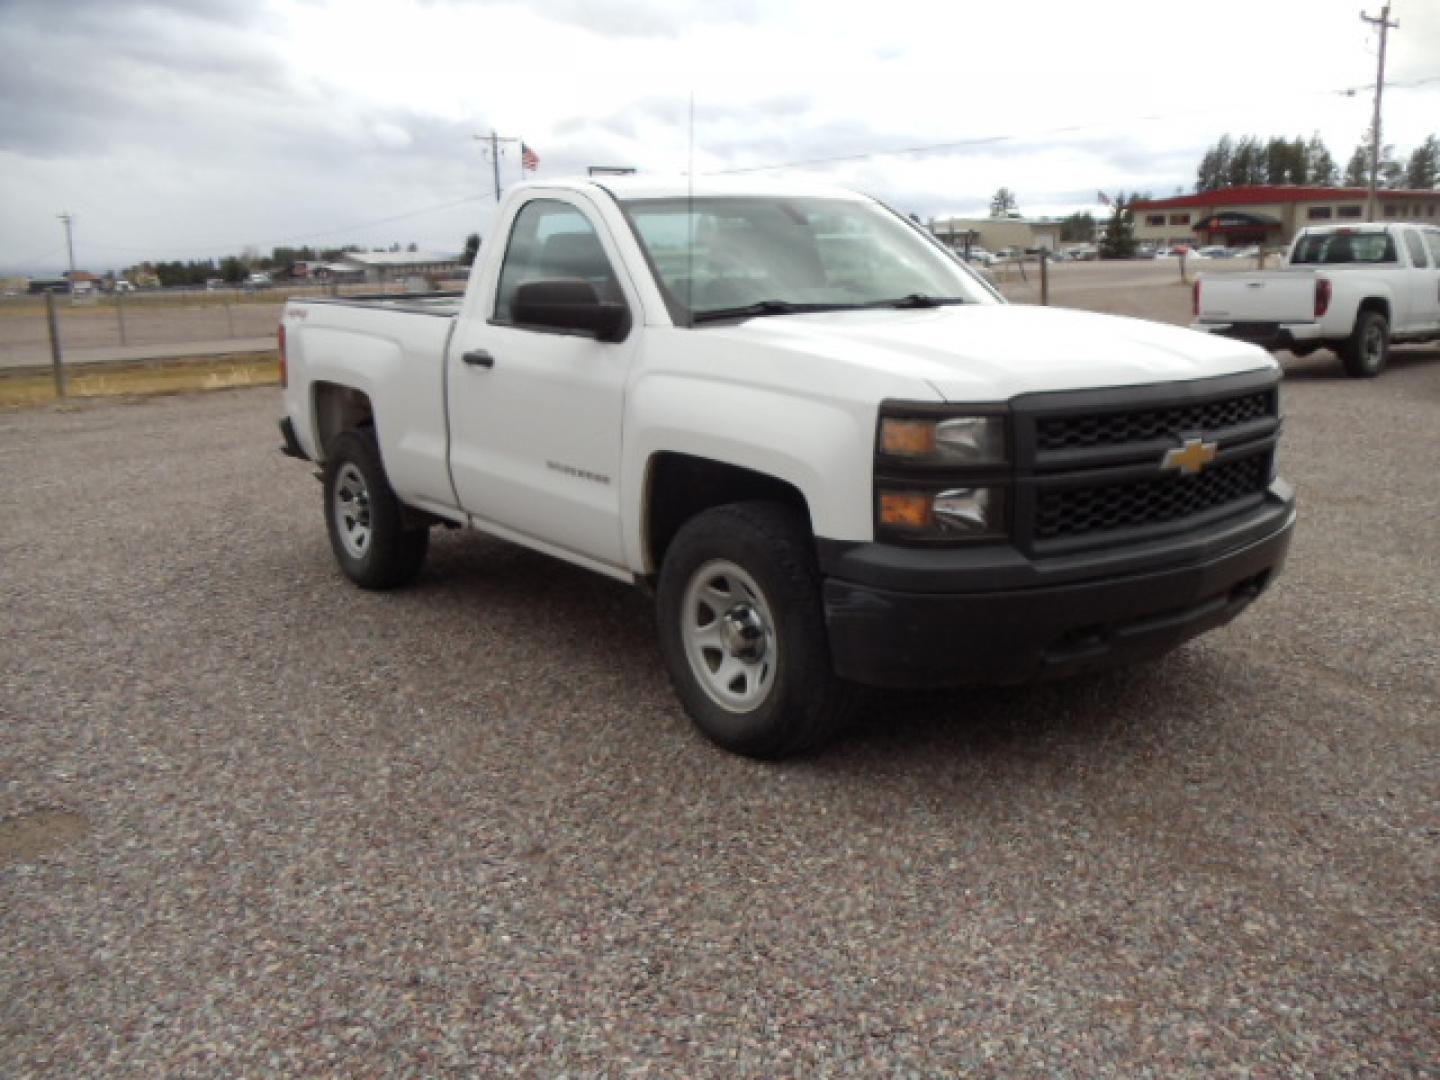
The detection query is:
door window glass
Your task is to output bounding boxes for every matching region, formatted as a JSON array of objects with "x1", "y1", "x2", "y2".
[
  {"x1": 494, "y1": 200, "x2": 622, "y2": 322},
  {"x1": 1402, "y1": 229, "x2": 1430, "y2": 267}
]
